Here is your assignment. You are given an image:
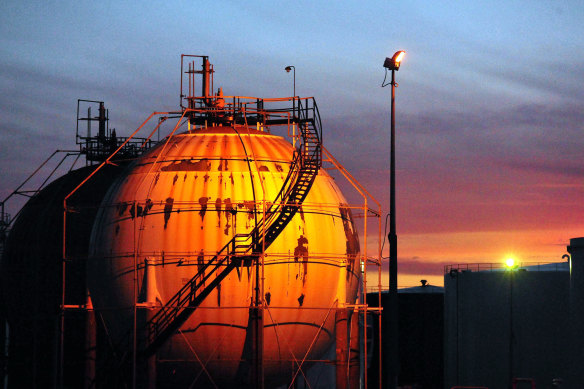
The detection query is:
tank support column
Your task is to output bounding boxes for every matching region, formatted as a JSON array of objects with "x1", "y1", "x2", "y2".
[
  {"x1": 336, "y1": 309, "x2": 361, "y2": 389},
  {"x1": 335, "y1": 309, "x2": 348, "y2": 389},
  {"x1": 252, "y1": 305, "x2": 264, "y2": 389},
  {"x1": 252, "y1": 255, "x2": 264, "y2": 389},
  {"x1": 84, "y1": 292, "x2": 96, "y2": 389},
  {"x1": 145, "y1": 309, "x2": 157, "y2": 389},
  {"x1": 348, "y1": 311, "x2": 360, "y2": 389},
  {"x1": 136, "y1": 309, "x2": 156, "y2": 389},
  {"x1": 136, "y1": 259, "x2": 157, "y2": 389}
]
